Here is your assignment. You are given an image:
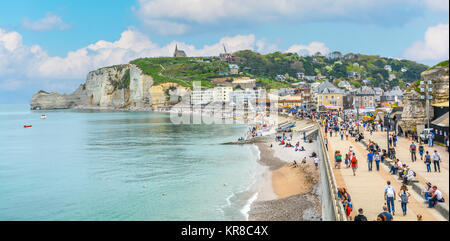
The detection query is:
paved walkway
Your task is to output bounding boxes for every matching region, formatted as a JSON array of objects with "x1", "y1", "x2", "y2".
[
  {"x1": 322, "y1": 127, "x2": 447, "y2": 221},
  {"x1": 361, "y1": 128, "x2": 449, "y2": 203}
]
